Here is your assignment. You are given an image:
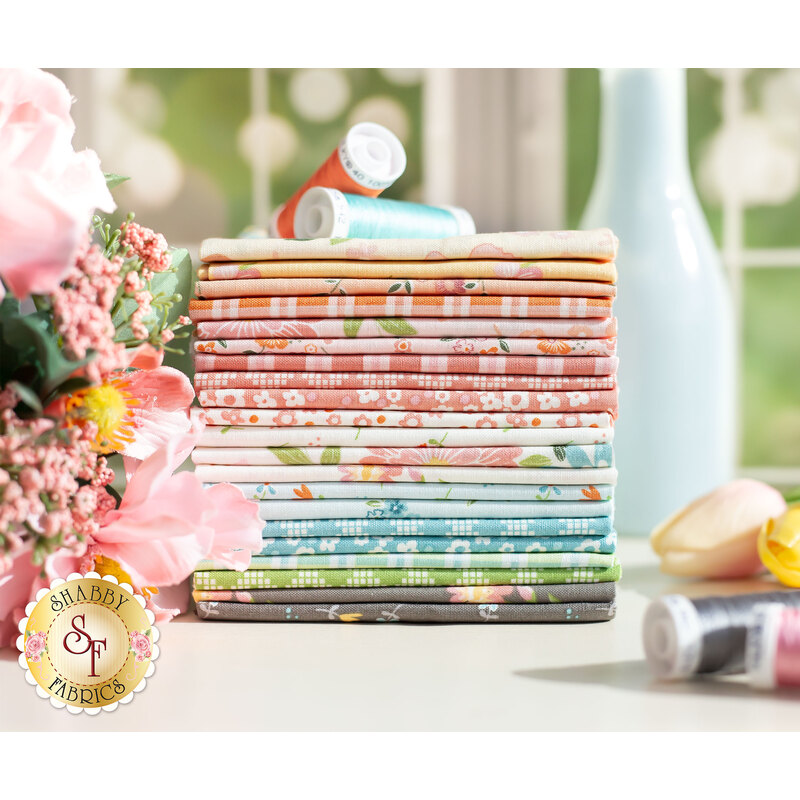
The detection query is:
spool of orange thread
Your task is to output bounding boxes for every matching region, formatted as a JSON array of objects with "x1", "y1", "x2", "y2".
[{"x1": 275, "y1": 122, "x2": 406, "y2": 239}]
